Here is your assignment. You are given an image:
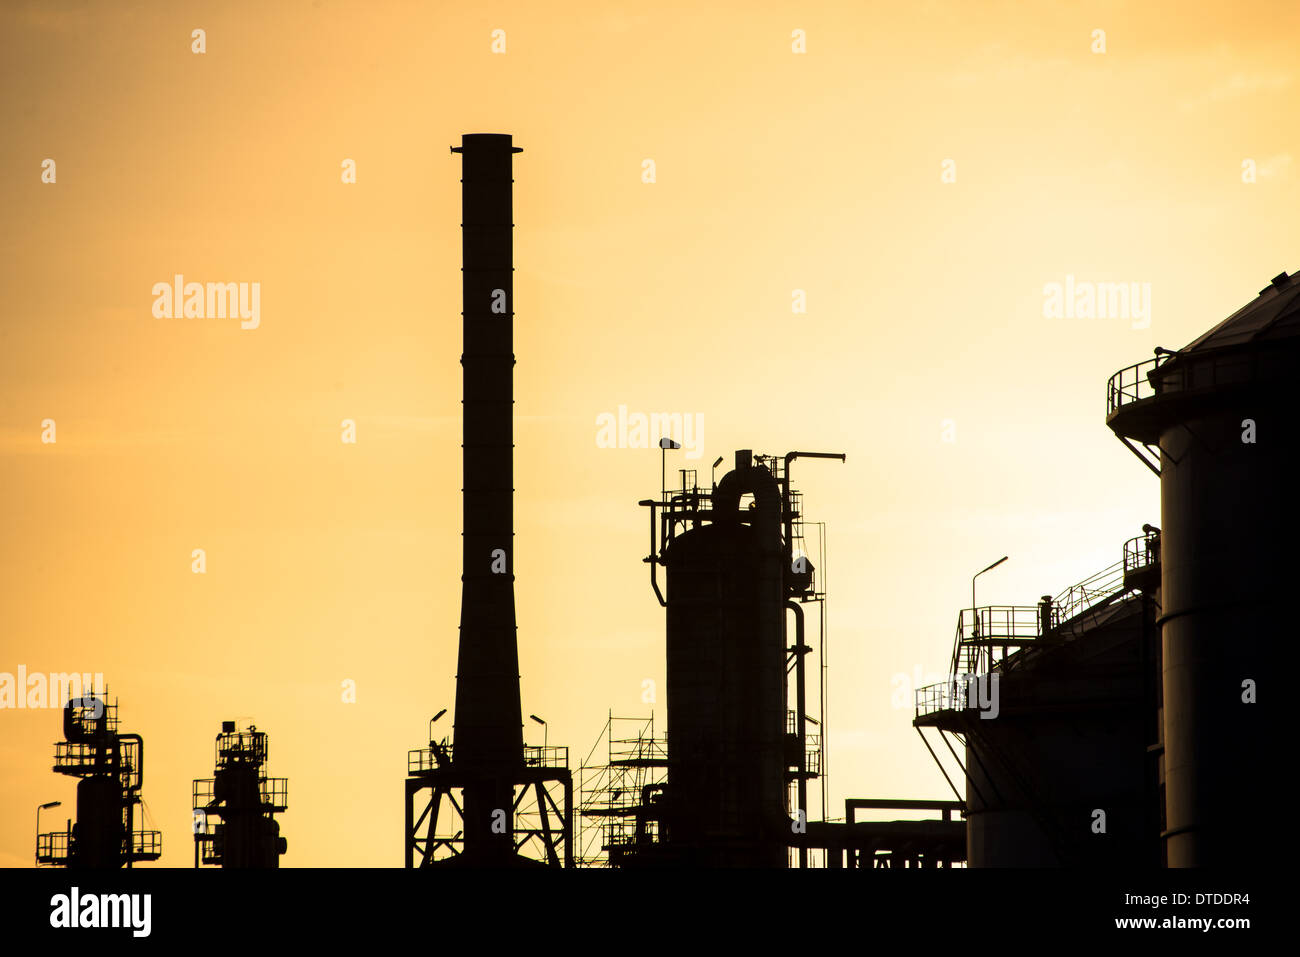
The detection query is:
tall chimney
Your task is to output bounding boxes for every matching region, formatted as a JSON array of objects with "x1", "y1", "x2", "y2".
[{"x1": 449, "y1": 133, "x2": 524, "y2": 860}]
